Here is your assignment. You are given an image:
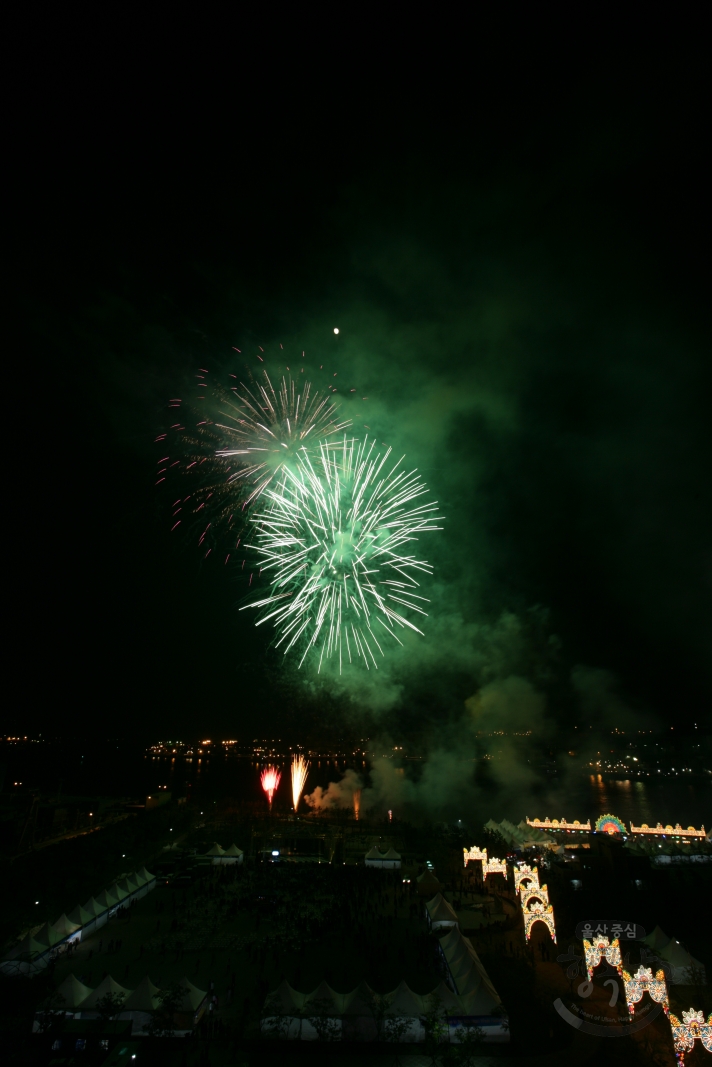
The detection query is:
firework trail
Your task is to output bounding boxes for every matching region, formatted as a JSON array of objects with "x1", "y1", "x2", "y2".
[
  {"x1": 260, "y1": 765, "x2": 282, "y2": 808},
  {"x1": 158, "y1": 366, "x2": 351, "y2": 556},
  {"x1": 291, "y1": 754, "x2": 310, "y2": 812},
  {"x1": 242, "y1": 436, "x2": 442, "y2": 671}
]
